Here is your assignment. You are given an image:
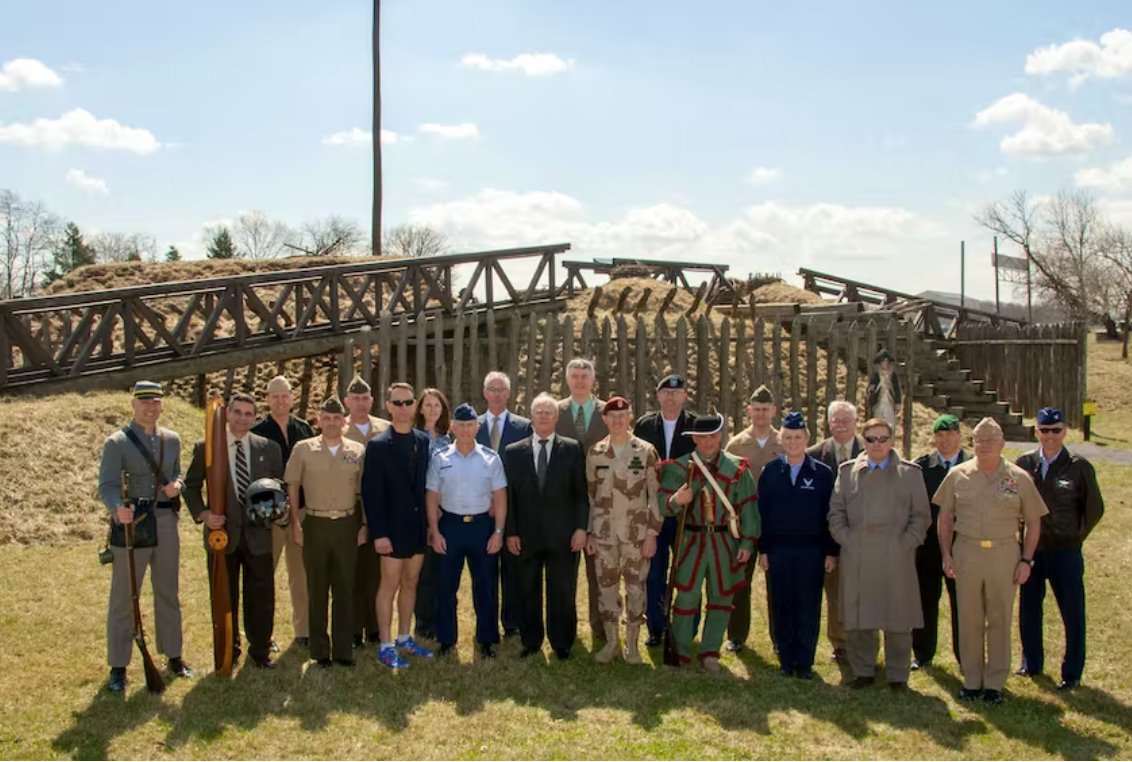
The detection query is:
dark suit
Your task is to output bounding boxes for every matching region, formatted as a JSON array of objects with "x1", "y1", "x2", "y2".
[
  {"x1": 556, "y1": 397, "x2": 607, "y2": 639},
  {"x1": 184, "y1": 432, "x2": 284, "y2": 664},
  {"x1": 912, "y1": 450, "x2": 965, "y2": 665},
  {"x1": 504, "y1": 434, "x2": 589, "y2": 653},
  {"x1": 477, "y1": 410, "x2": 533, "y2": 633},
  {"x1": 806, "y1": 435, "x2": 864, "y2": 653},
  {"x1": 362, "y1": 428, "x2": 430, "y2": 558},
  {"x1": 633, "y1": 408, "x2": 698, "y2": 637}
]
